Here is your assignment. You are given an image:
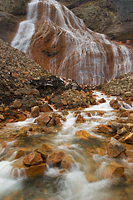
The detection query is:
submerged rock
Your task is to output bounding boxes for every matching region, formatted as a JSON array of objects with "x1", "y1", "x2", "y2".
[{"x1": 107, "y1": 137, "x2": 126, "y2": 158}]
